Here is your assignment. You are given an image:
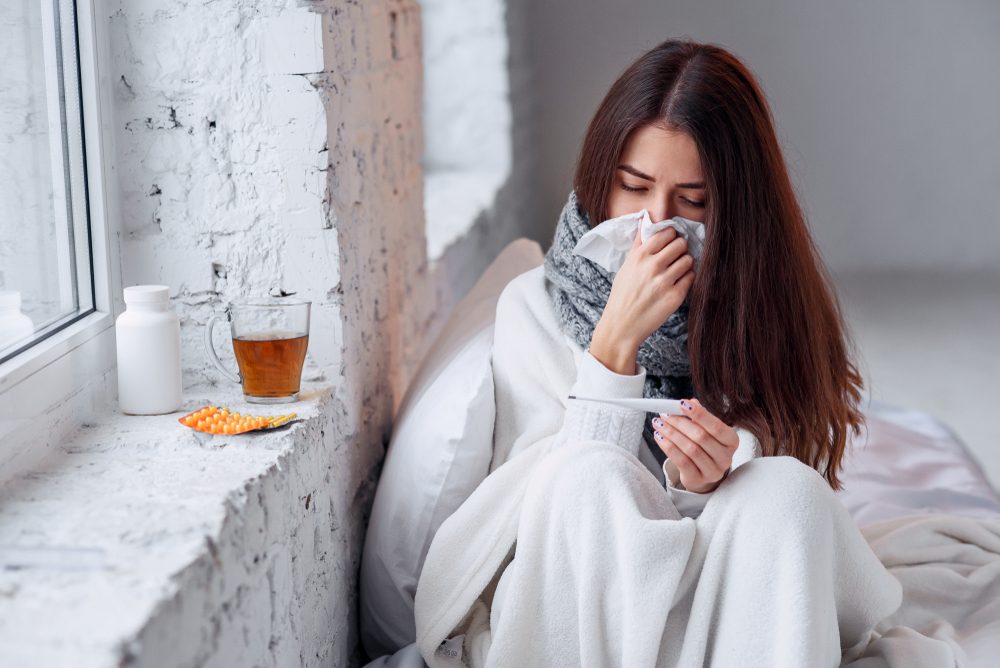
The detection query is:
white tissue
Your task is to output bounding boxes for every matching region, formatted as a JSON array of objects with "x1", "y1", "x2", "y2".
[{"x1": 572, "y1": 209, "x2": 706, "y2": 274}]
